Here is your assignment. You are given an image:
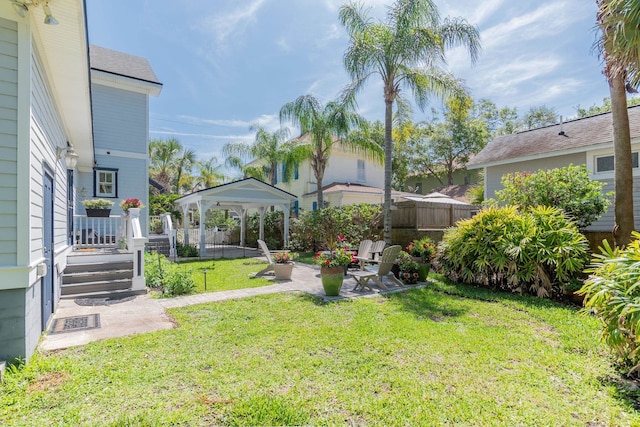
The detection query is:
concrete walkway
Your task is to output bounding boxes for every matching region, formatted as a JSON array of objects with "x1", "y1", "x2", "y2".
[{"x1": 39, "y1": 262, "x2": 416, "y2": 352}]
